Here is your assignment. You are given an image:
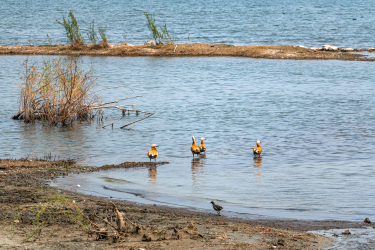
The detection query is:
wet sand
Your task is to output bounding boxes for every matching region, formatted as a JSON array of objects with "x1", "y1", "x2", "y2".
[
  {"x1": 0, "y1": 159, "x2": 371, "y2": 249},
  {"x1": 0, "y1": 44, "x2": 374, "y2": 61}
]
